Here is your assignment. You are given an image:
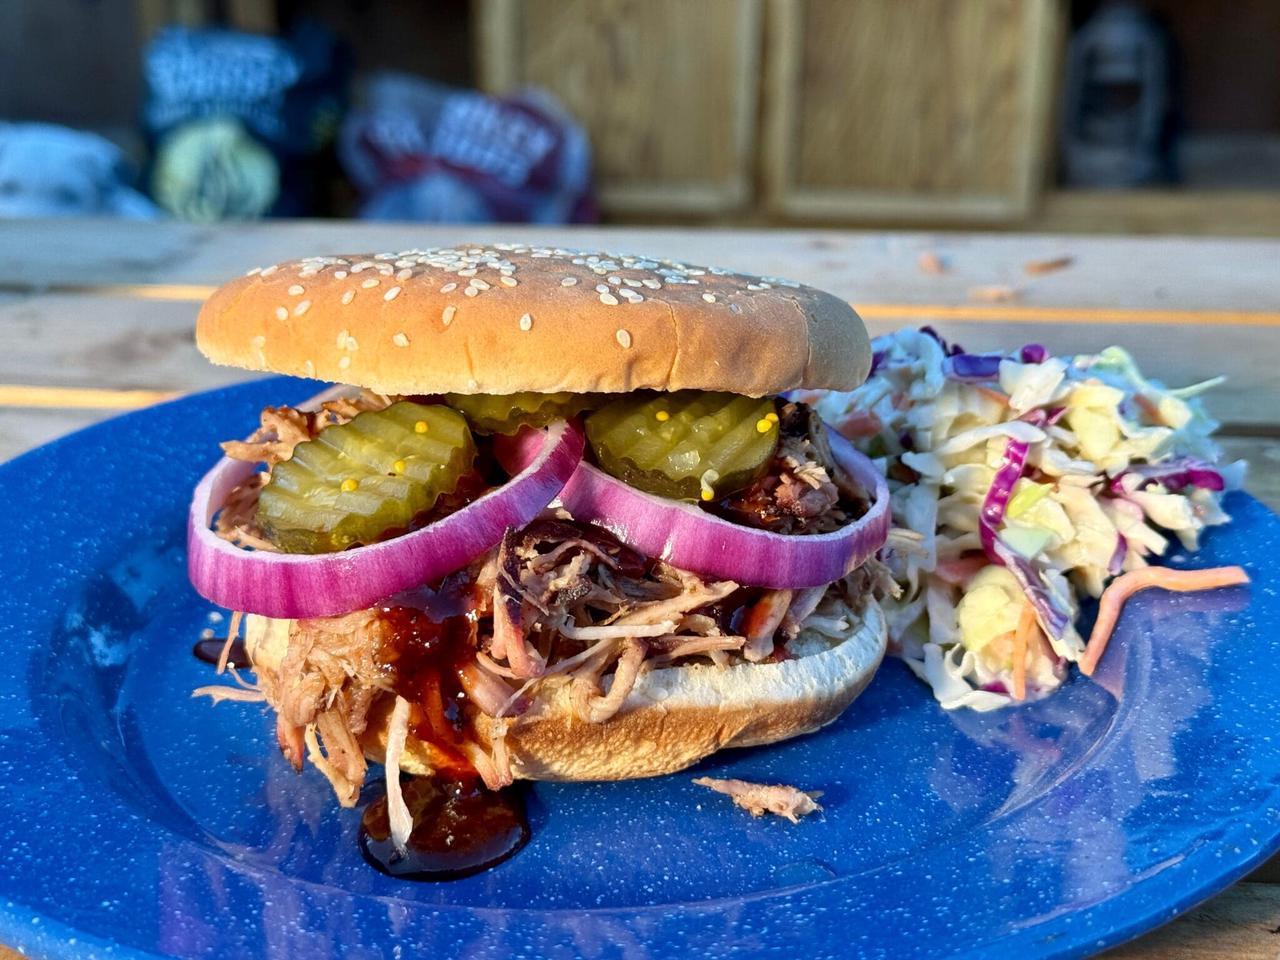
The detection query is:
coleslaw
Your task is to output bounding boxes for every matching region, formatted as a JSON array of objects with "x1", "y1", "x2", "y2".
[{"x1": 809, "y1": 327, "x2": 1244, "y2": 711}]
